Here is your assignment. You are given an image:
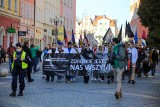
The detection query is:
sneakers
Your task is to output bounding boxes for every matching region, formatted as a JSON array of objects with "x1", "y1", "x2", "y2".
[
  {"x1": 10, "y1": 91, "x2": 16, "y2": 97},
  {"x1": 115, "y1": 92, "x2": 122, "y2": 99},
  {"x1": 128, "y1": 80, "x2": 135, "y2": 84},
  {"x1": 51, "y1": 78, "x2": 54, "y2": 82},
  {"x1": 128, "y1": 80, "x2": 131, "y2": 84},
  {"x1": 17, "y1": 92, "x2": 23, "y2": 96},
  {"x1": 28, "y1": 79, "x2": 34, "y2": 82},
  {"x1": 10, "y1": 91, "x2": 23, "y2": 97},
  {"x1": 131, "y1": 80, "x2": 135, "y2": 85},
  {"x1": 107, "y1": 80, "x2": 110, "y2": 84}
]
